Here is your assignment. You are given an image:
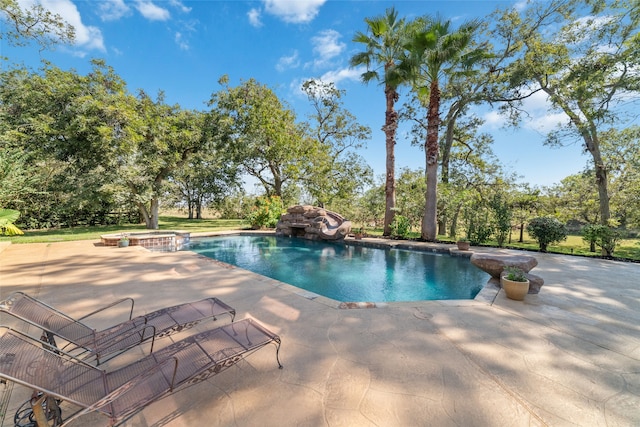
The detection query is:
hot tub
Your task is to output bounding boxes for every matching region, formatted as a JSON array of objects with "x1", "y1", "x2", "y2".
[{"x1": 100, "y1": 231, "x2": 190, "y2": 251}]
